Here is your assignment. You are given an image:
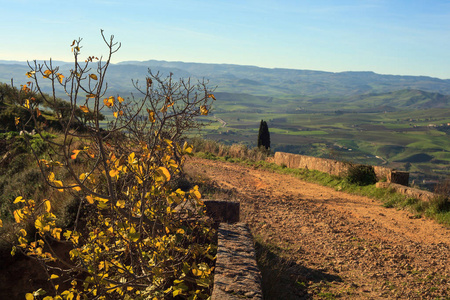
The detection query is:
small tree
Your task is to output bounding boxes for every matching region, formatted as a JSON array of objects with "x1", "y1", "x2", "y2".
[
  {"x1": 257, "y1": 119, "x2": 270, "y2": 149},
  {"x1": 1, "y1": 31, "x2": 216, "y2": 299}
]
